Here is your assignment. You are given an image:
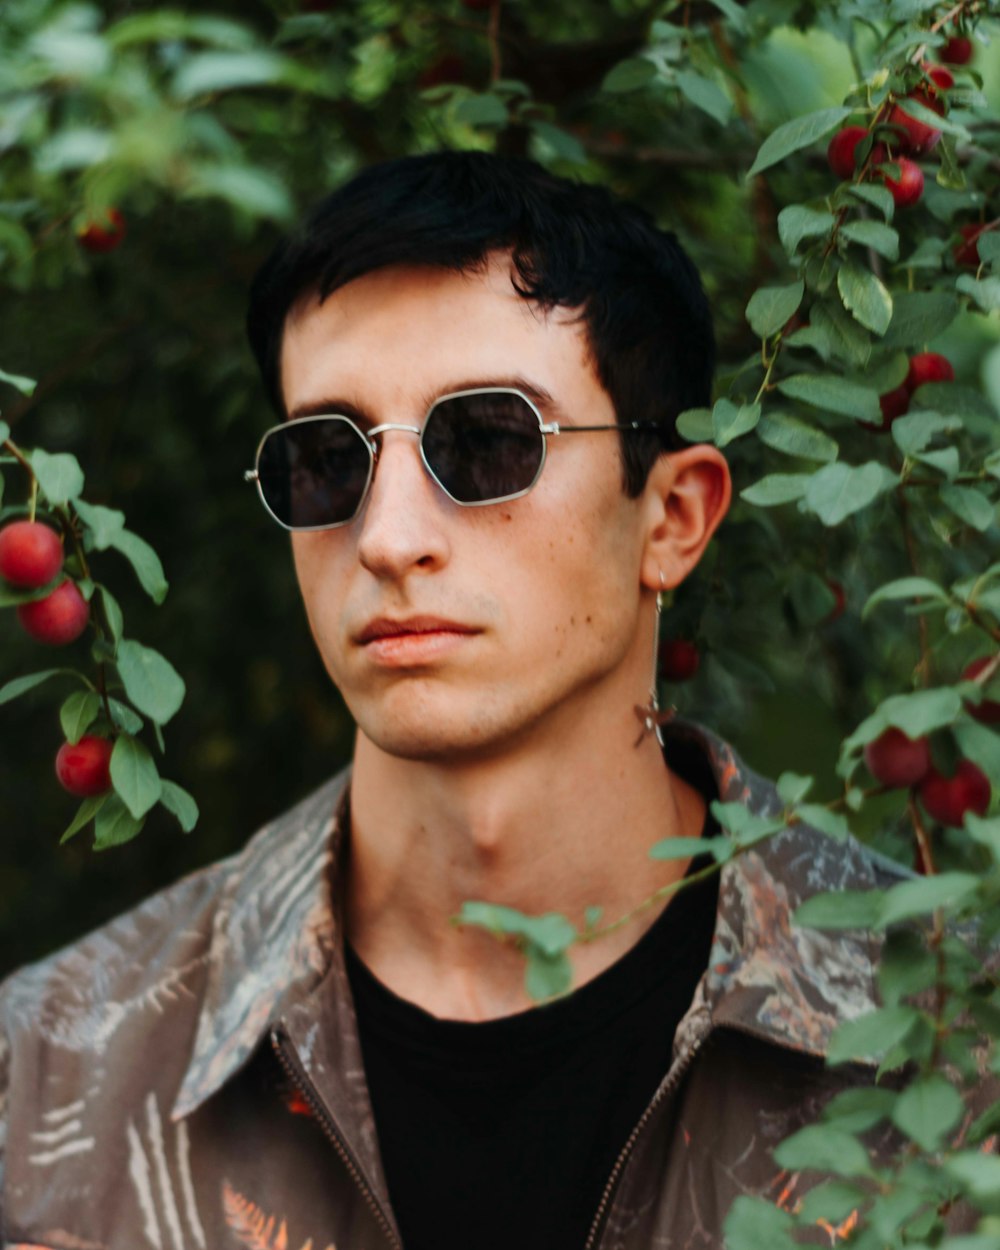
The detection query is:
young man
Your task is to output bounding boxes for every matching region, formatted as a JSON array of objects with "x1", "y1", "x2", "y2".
[{"x1": 0, "y1": 152, "x2": 901, "y2": 1249}]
